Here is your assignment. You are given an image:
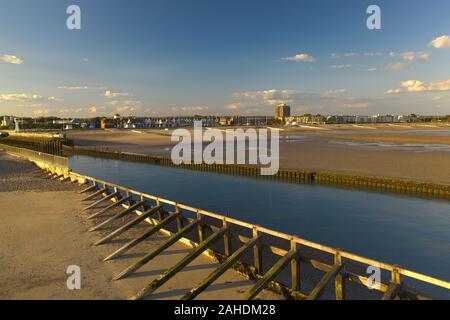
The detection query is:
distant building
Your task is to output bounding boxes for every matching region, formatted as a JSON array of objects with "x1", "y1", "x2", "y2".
[{"x1": 275, "y1": 104, "x2": 291, "y2": 120}]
